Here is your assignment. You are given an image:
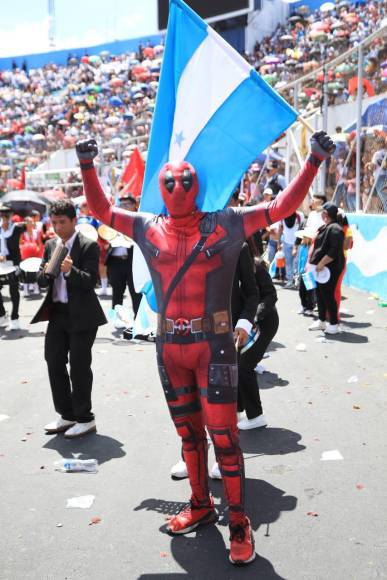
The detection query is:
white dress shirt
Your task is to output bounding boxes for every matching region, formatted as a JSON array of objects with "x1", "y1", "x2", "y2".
[{"x1": 52, "y1": 231, "x2": 77, "y2": 303}]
